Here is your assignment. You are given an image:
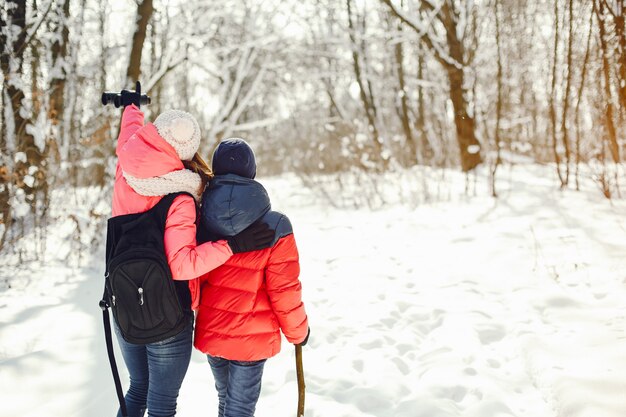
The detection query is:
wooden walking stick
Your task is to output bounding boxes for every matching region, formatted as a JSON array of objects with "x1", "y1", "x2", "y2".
[{"x1": 296, "y1": 344, "x2": 305, "y2": 417}]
